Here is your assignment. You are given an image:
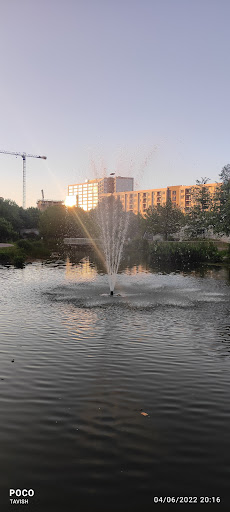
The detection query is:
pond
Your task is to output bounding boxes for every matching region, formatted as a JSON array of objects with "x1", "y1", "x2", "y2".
[{"x1": 0, "y1": 257, "x2": 230, "y2": 509}]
